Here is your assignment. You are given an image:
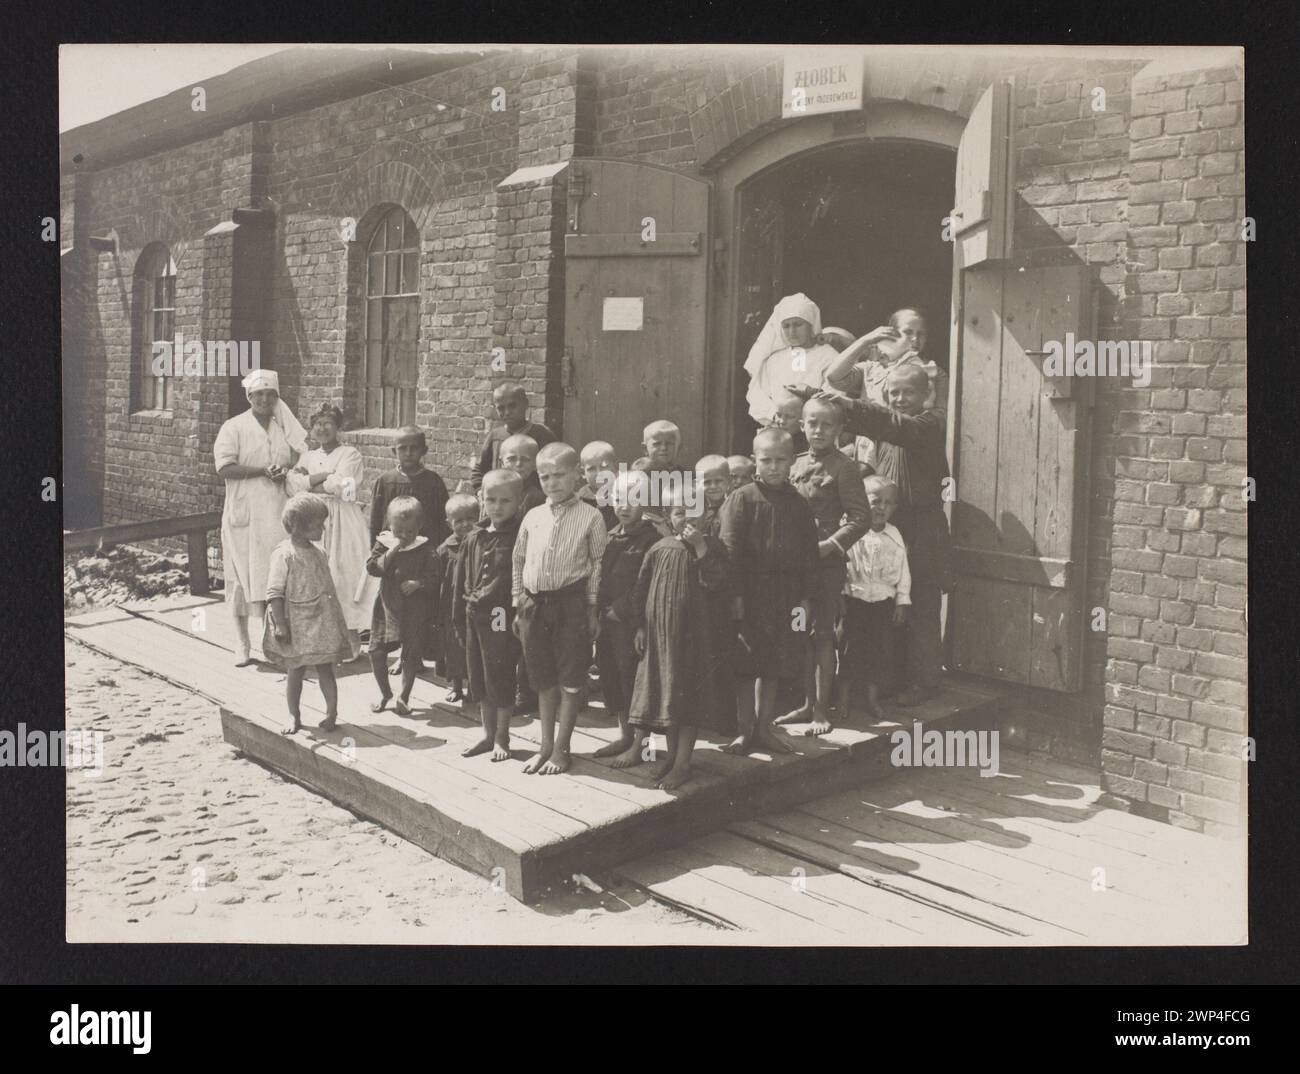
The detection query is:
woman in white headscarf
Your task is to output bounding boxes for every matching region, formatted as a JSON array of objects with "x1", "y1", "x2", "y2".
[
  {"x1": 743, "y1": 293, "x2": 841, "y2": 426},
  {"x1": 214, "y1": 369, "x2": 309, "y2": 665}
]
